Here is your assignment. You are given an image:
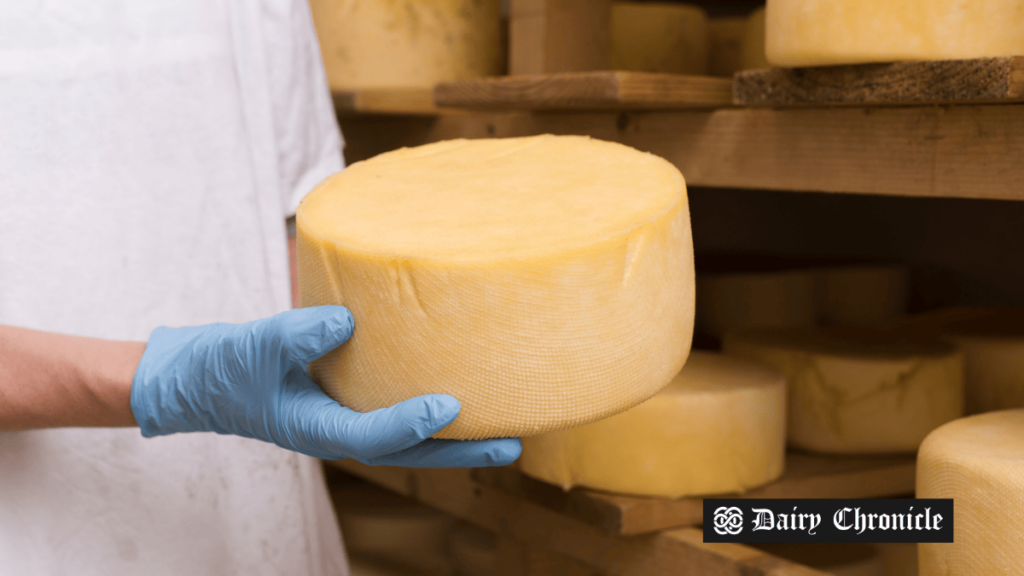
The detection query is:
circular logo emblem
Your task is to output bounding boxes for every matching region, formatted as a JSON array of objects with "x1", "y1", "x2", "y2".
[{"x1": 713, "y1": 506, "x2": 744, "y2": 535}]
